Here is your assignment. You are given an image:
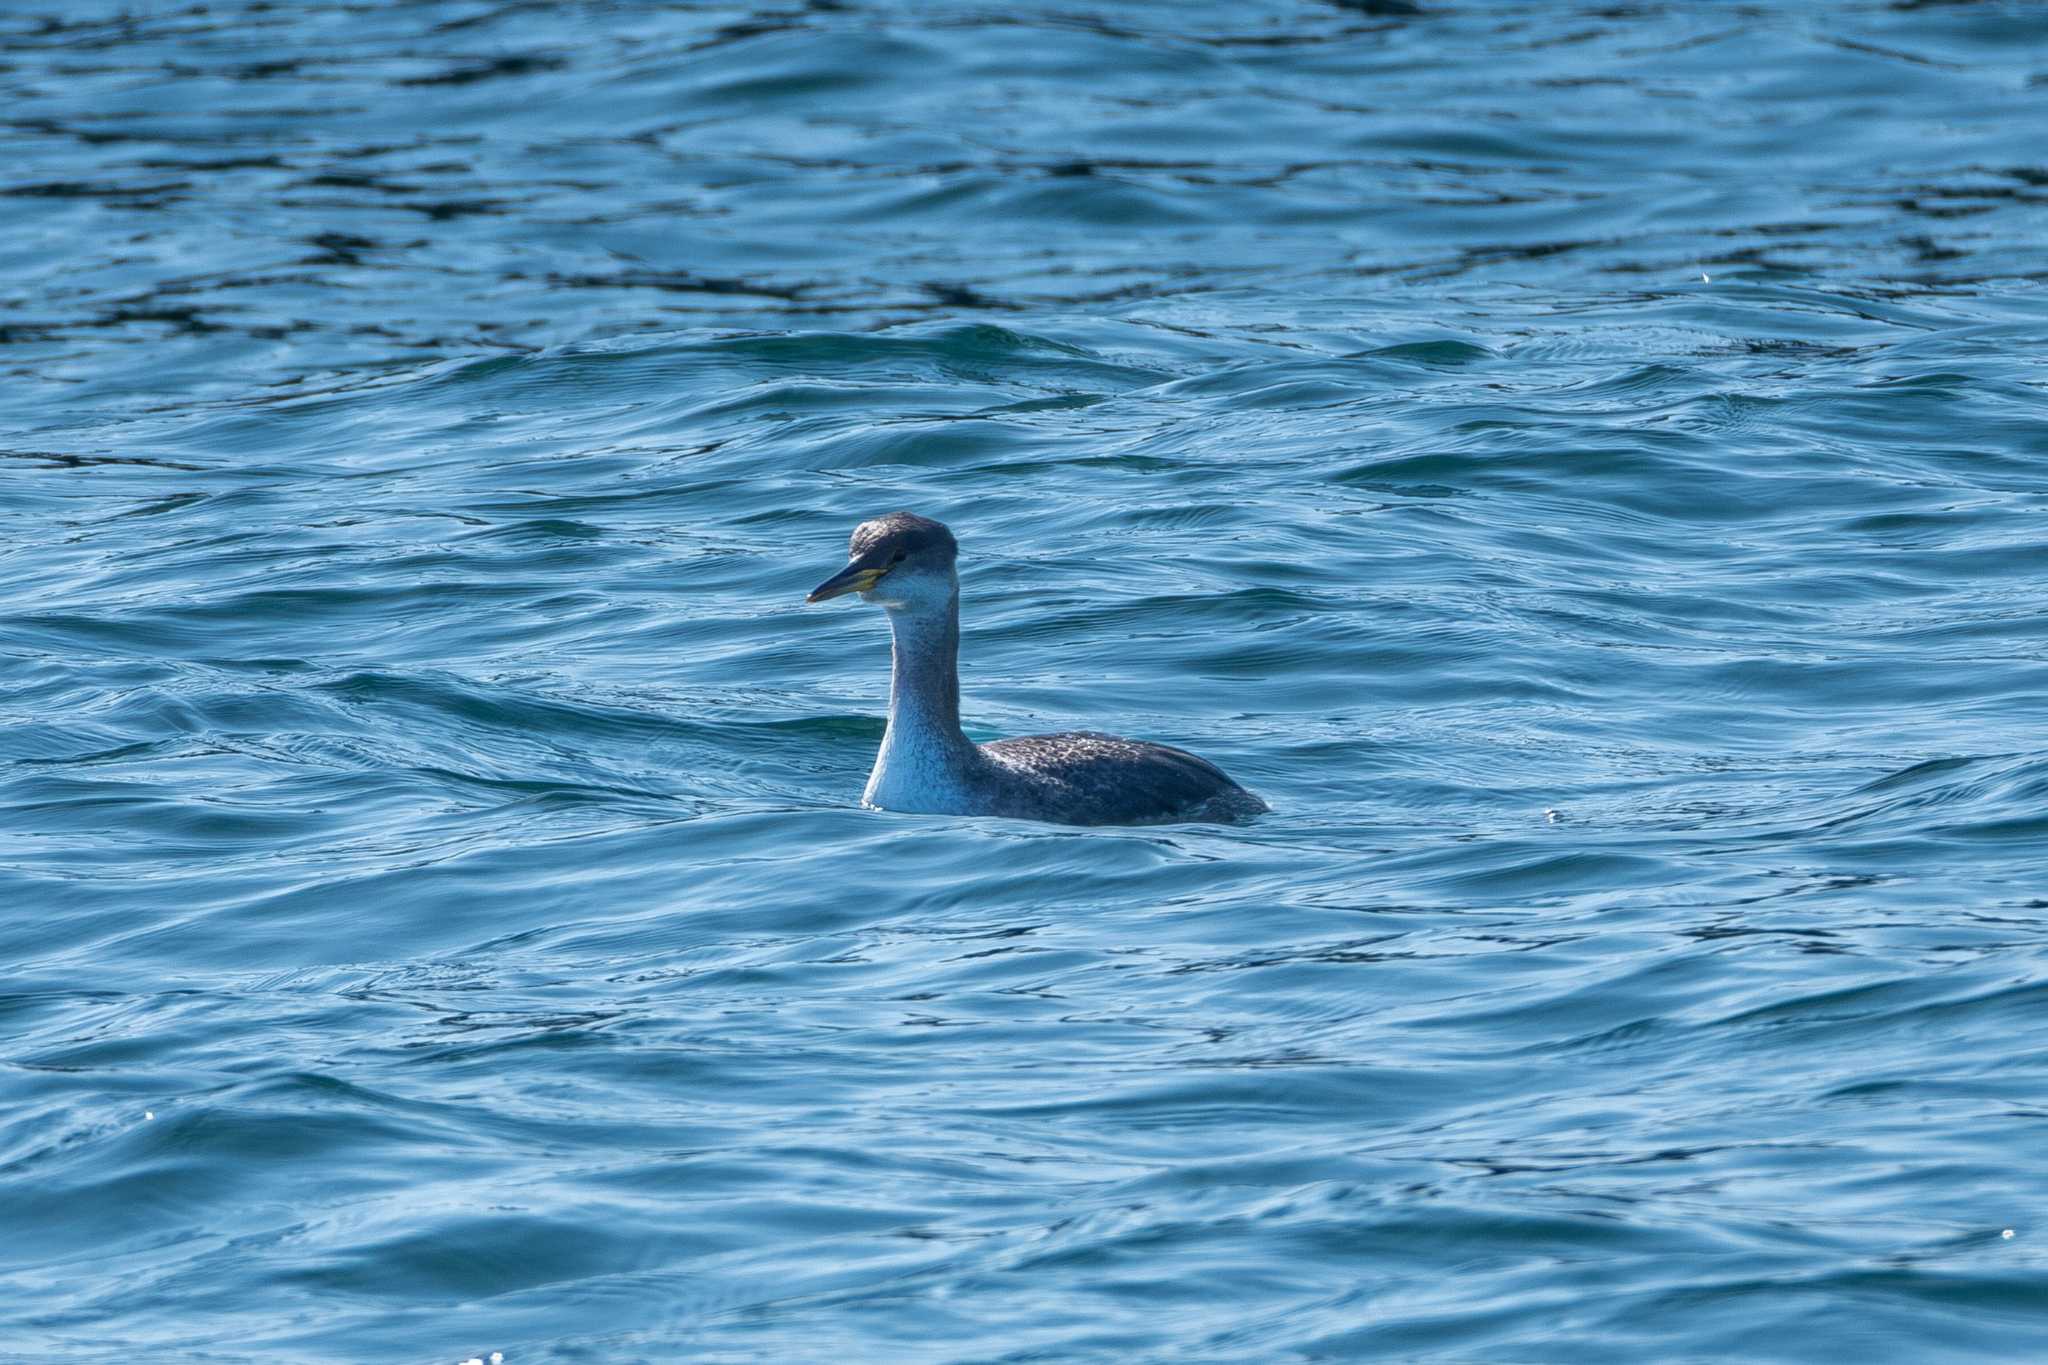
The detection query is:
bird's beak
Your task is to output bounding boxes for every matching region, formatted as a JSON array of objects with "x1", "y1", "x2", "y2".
[{"x1": 807, "y1": 562, "x2": 888, "y2": 604}]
